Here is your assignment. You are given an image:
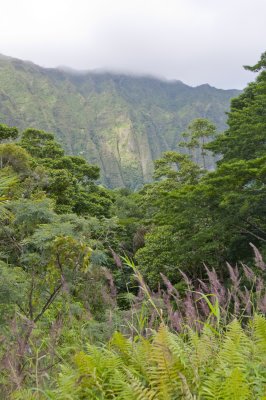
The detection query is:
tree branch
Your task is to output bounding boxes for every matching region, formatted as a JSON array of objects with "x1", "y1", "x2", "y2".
[
  {"x1": 238, "y1": 226, "x2": 266, "y2": 243},
  {"x1": 33, "y1": 284, "x2": 62, "y2": 323}
]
